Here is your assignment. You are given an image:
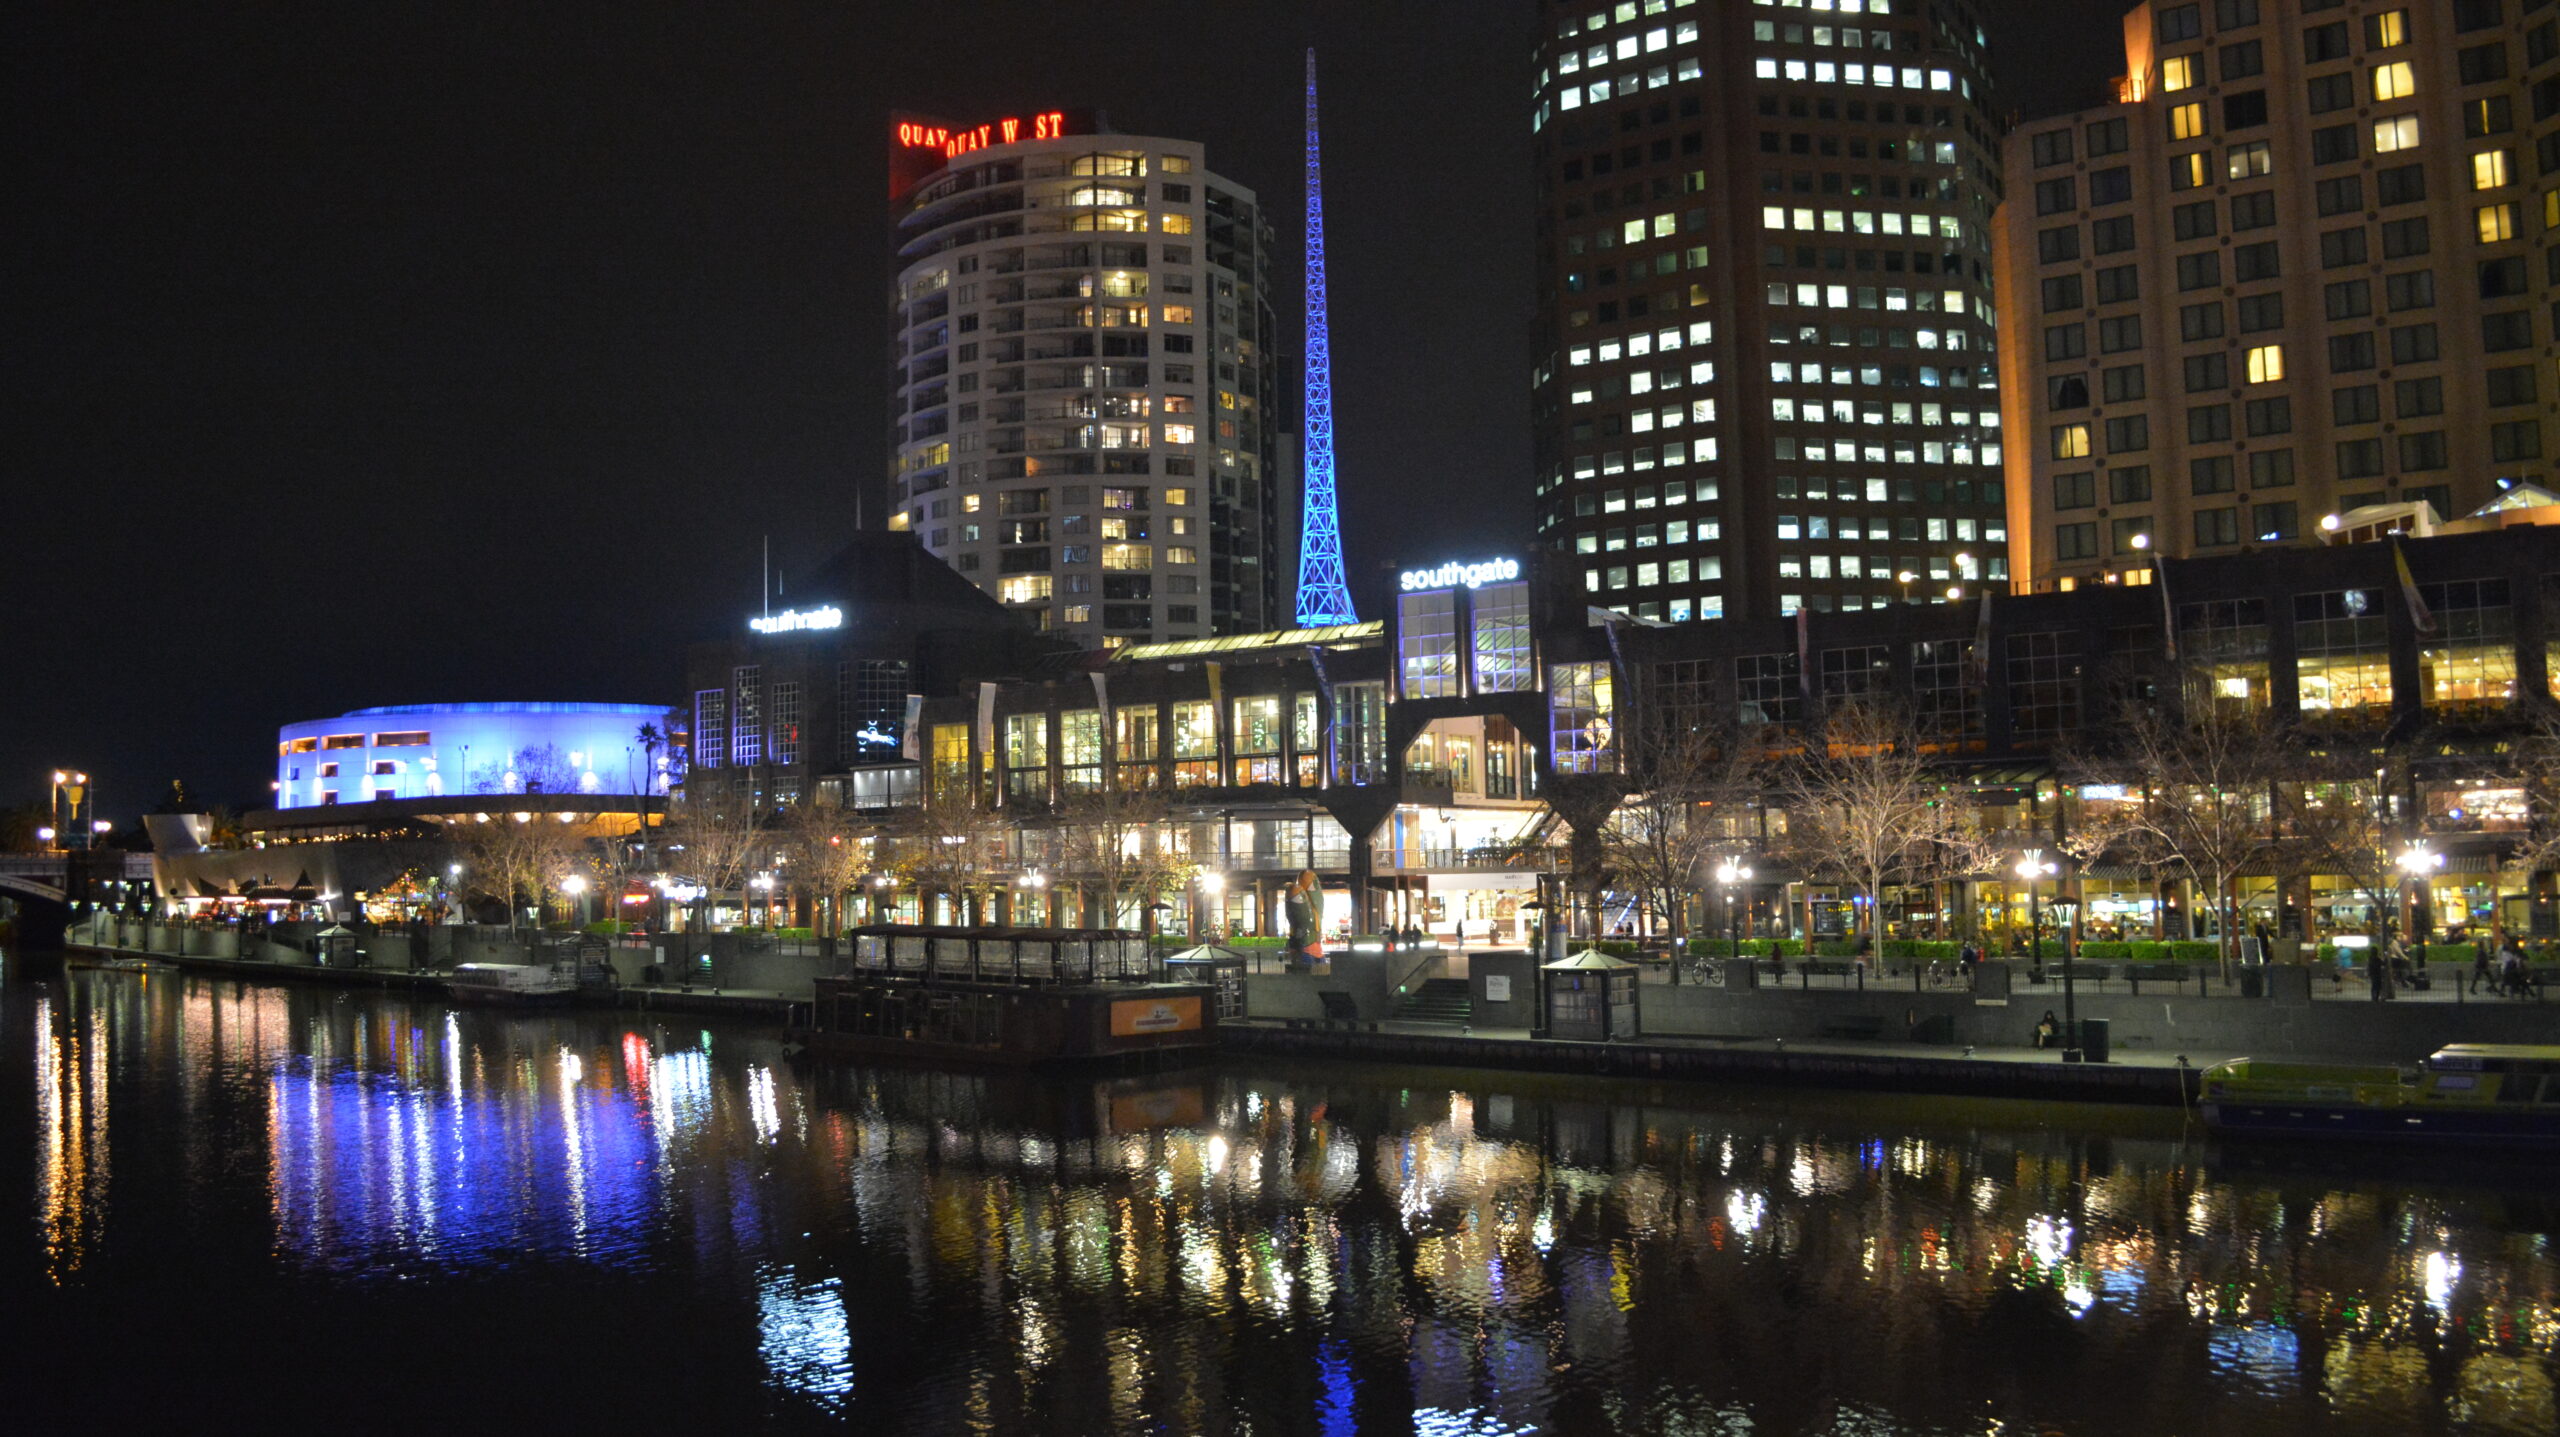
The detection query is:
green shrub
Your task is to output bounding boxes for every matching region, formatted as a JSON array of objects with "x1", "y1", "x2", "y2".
[
  {"x1": 2163, "y1": 941, "x2": 2218, "y2": 964},
  {"x1": 582, "y1": 920, "x2": 631, "y2": 936},
  {"x1": 2078, "y1": 941, "x2": 2132, "y2": 962},
  {"x1": 1880, "y1": 940, "x2": 1958, "y2": 960},
  {"x1": 2421, "y1": 943, "x2": 2472, "y2": 965},
  {"x1": 773, "y1": 926, "x2": 814, "y2": 940}
]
